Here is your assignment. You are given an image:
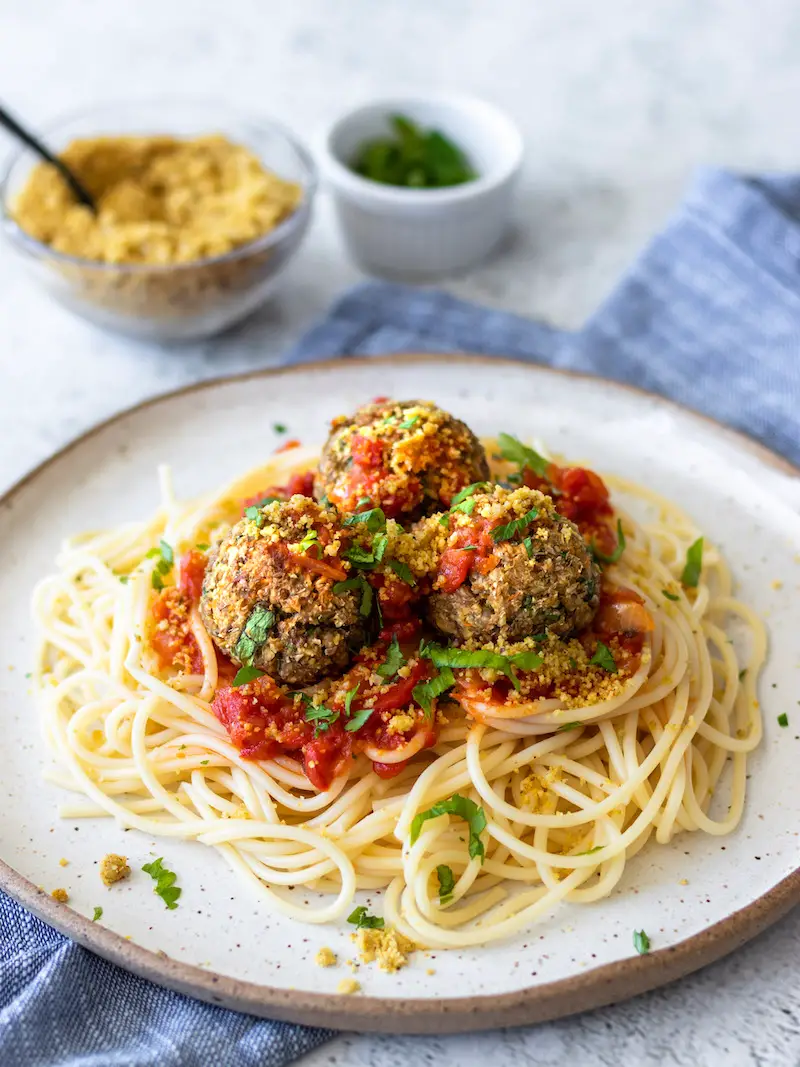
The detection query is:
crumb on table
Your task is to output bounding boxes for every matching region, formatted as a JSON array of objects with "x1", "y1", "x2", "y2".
[
  {"x1": 315, "y1": 947, "x2": 337, "y2": 968},
  {"x1": 336, "y1": 978, "x2": 361, "y2": 995},
  {"x1": 100, "y1": 853, "x2": 130, "y2": 886},
  {"x1": 50, "y1": 888, "x2": 69, "y2": 903},
  {"x1": 352, "y1": 926, "x2": 417, "y2": 973},
  {"x1": 58, "y1": 858, "x2": 69, "y2": 867}
]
